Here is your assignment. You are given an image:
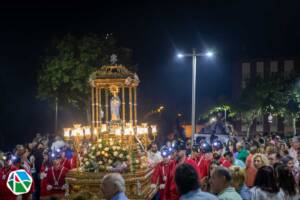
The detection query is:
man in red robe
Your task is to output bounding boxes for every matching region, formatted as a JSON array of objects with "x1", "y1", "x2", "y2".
[
  {"x1": 165, "y1": 142, "x2": 200, "y2": 200},
  {"x1": 151, "y1": 146, "x2": 173, "y2": 200},
  {"x1": 0, "y1": 155, "x2": 19, "y2": 200},
  {"x1": 197, "y1": 142, "x2": 213, "y2": 179},
  {"x1": 45, "y1": 153, "x2": 69, "y2": 198}
]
